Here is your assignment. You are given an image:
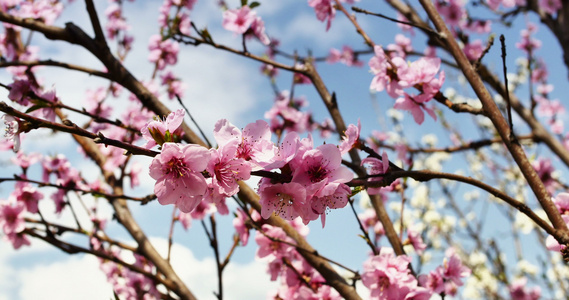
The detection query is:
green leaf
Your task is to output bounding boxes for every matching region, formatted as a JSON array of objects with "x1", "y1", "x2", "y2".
[
  {"x1": 249, "y1": 1, "x2": 261, "y2": 9},
  {"x1": 241, "y1": 0, "x2": 248, "y2": 7},
  {"x1": 25, "y1": 103, "x2": 49, "y2": 113}
]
